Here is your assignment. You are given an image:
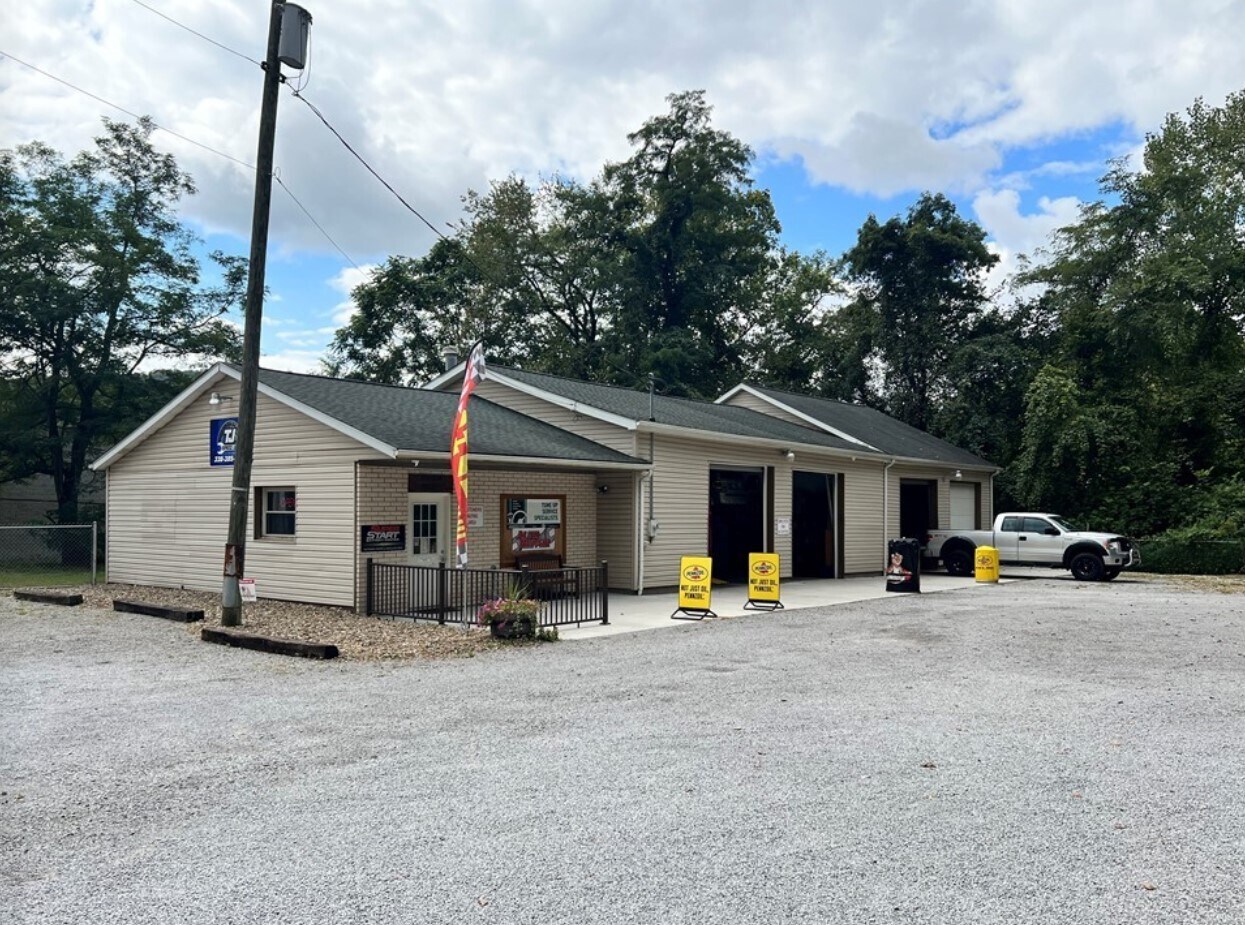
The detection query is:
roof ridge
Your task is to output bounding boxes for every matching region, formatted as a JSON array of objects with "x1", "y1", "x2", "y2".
[
  {"x1": 749, "y1": 381, "x2": 860, "y2": 410},
  {"x1": 257, "y1": 365, "x2": 430, "y2": 394},
  {"x1": 496, "y1": 364, "x2": 740, "y2": 410}
]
